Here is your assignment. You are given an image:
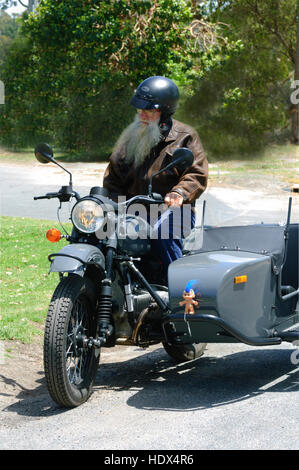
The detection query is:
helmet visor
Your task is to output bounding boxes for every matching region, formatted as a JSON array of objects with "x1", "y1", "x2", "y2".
[{"x1": 130, "y1": 93, "x2": 159, "y2": 110}]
